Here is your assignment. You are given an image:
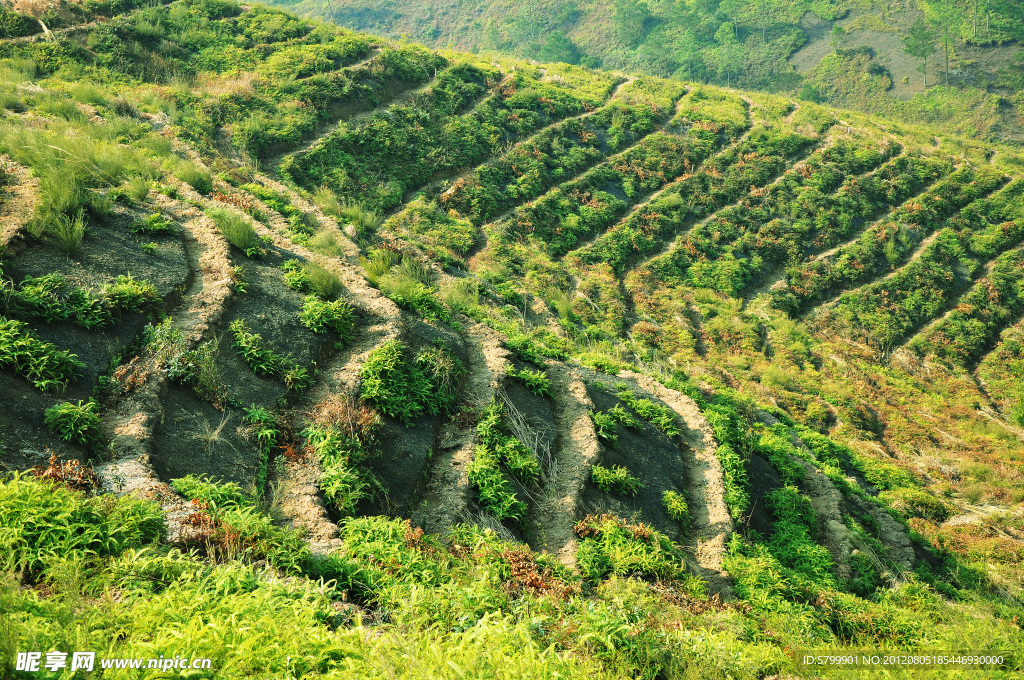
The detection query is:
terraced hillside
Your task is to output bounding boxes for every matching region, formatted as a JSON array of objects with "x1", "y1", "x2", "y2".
[{"x1": 1, "y1": 2, "x2": 1023, "y2": 678}]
